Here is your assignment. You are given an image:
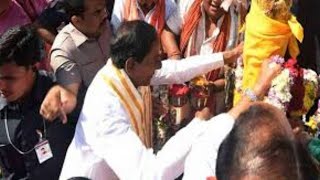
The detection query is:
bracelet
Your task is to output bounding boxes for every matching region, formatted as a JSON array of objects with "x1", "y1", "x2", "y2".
[{"x1": 243, "y1": 89, "x2": 258, "y2": 102}]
